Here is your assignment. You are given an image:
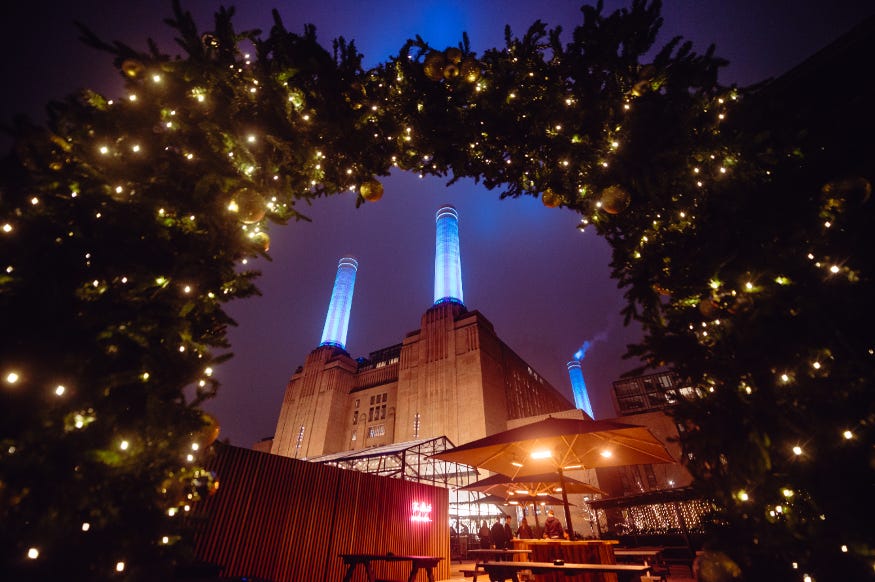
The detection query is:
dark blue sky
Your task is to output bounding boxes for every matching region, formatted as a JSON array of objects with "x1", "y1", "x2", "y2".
[{"x1": 2, "y1": 1, "x2": 871, "y2": 446}]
